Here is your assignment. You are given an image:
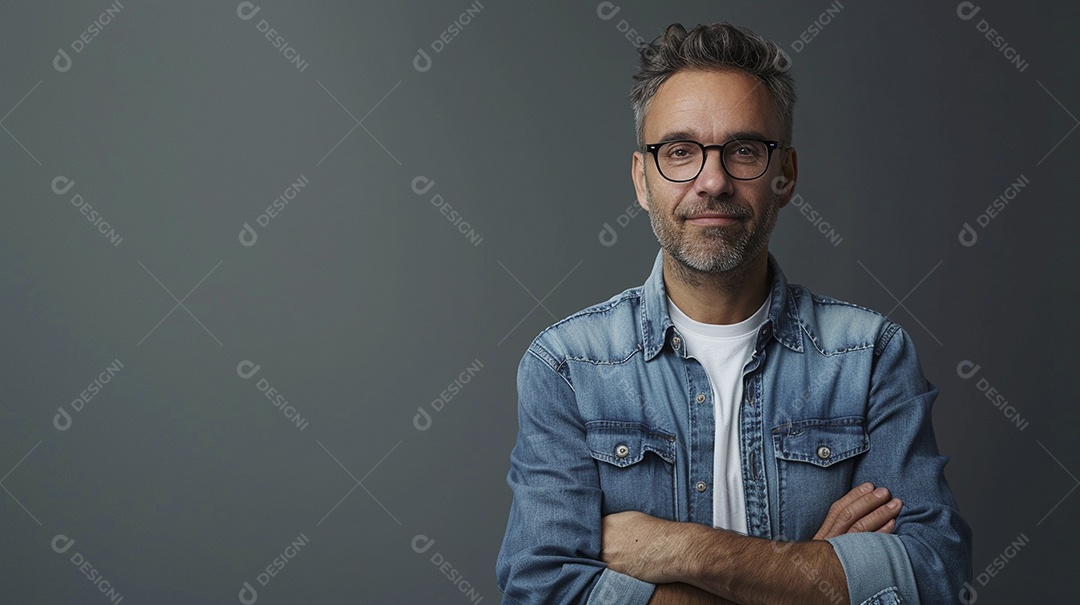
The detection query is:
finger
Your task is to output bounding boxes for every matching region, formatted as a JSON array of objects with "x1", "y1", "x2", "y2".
[
  {"x1": 816, "y1": 484, "x2": 885, "y2": 538},
  {"x1": 875, "y1": 518, "x2": 897, "y2": 534},
  {"x1": 816, "y1": 486, "x2": 893, "y2": 539},
  {"x1": 835, "y1": 487, "x2": 892, "y2": 529},
  {"x1": 813, "y1": 483, "x2": 875, "y2": 539},
  {"x1": 848, "y1": 498, "x2": 902, "y2": 534},
  {"x1": 830, "y1": 483, "x2": 876, "y2": 517}
]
